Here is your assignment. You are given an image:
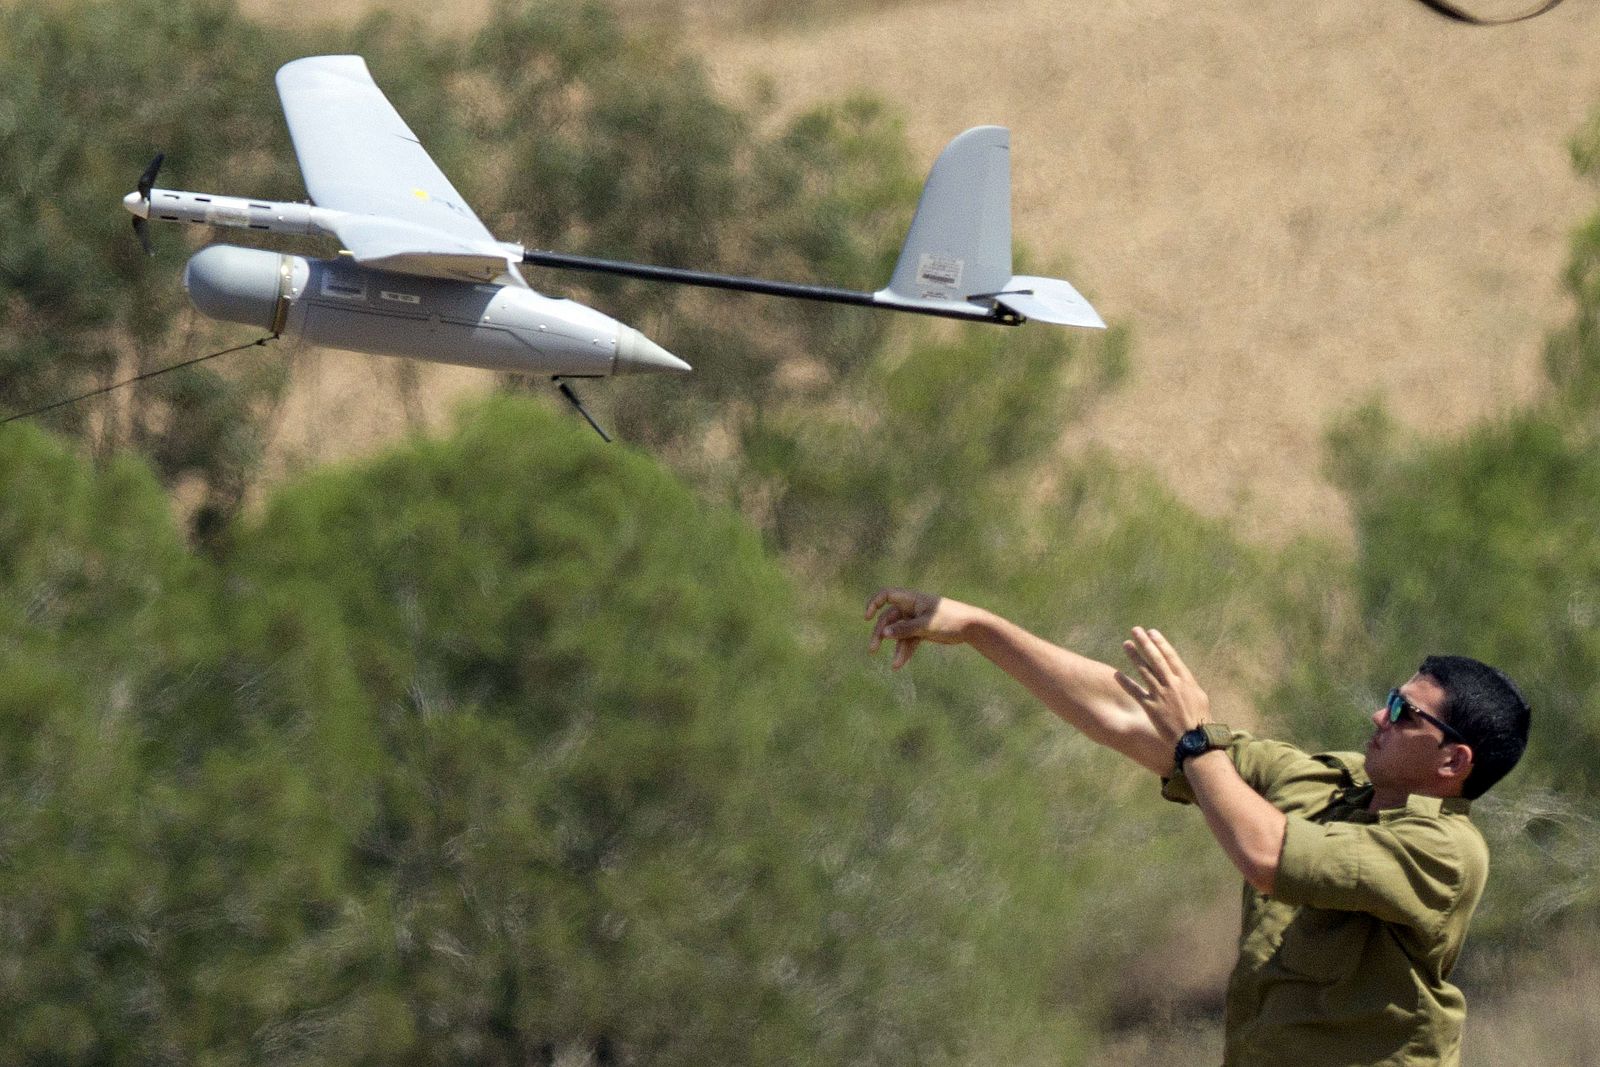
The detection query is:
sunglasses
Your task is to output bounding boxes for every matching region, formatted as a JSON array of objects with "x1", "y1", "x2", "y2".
[{"x1": 1386, "y1": 688, "x2": 1467, "y2": 747}]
